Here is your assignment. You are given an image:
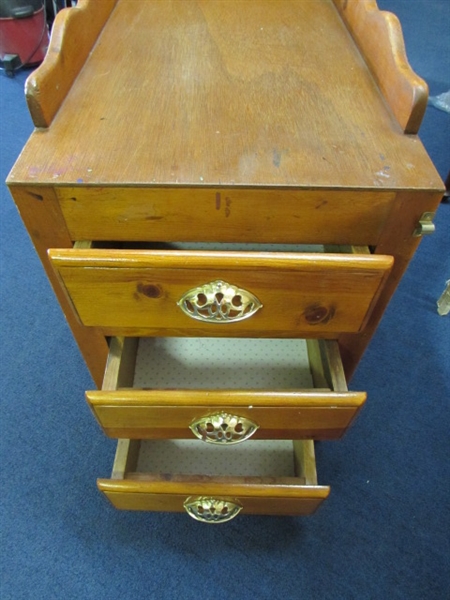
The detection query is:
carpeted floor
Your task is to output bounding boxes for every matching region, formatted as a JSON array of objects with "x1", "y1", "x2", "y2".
[{"x1": 1, "y1": 1, "x2": 449, "y2": 598}]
